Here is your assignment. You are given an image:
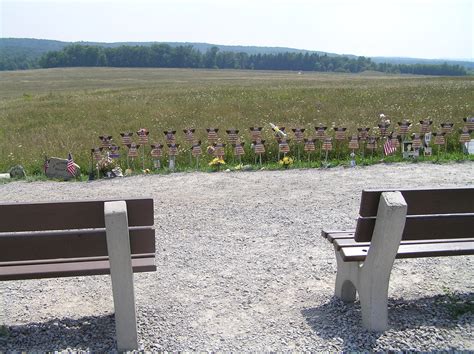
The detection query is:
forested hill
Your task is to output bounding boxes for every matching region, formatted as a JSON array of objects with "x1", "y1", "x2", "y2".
[{"x1": 0, "y1": 38, "x2": 471, "y2": 76}]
